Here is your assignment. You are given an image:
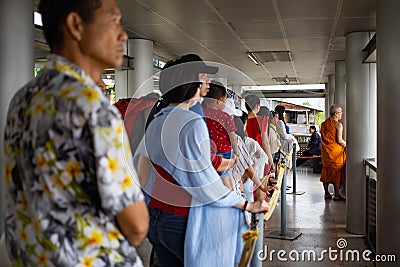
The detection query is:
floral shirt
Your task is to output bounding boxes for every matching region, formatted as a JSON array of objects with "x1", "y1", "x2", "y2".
[{"x1": 3, "y1": 55, "x2": 144, "y2": 267}]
